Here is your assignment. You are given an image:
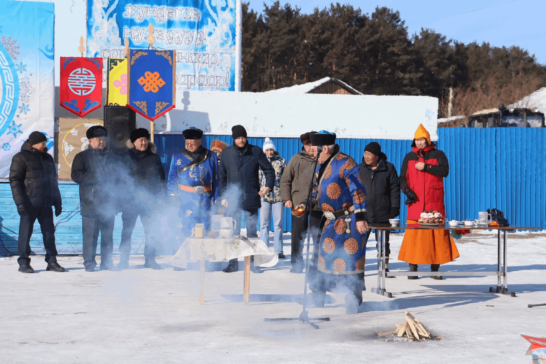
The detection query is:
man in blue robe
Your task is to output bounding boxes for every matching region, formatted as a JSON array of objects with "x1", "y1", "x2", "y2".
[
  {"x1": 297, "y1": 131, "x2": 369, "y2": 314},
  {"x1": 167, "y1": 127, "x2": 219, "y2": 244}
]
